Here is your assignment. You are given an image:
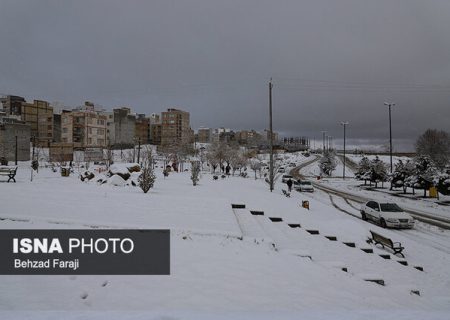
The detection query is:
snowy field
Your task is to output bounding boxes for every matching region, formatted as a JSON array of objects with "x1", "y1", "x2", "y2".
[{"x1": 1, "y1": 160, "x2": 450, "y2": 319}]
